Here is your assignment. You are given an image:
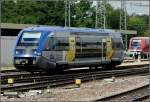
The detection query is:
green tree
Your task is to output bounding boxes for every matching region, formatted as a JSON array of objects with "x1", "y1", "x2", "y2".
[
  {"x1": 1, "y1": 0, "x2": 149, "y2": 38},
  {"x1": 2, "y1": 0, "x2": 65, "y2": 26},
  {"x1": 107, "y1": 8, "x2": 120, "y2": 29},
  {"x1": 128, "y1": 15, "x2": 147, "y2": 36},
  {"x1": 71, "y1": 0, "x2": 94, "y2": 27}
]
